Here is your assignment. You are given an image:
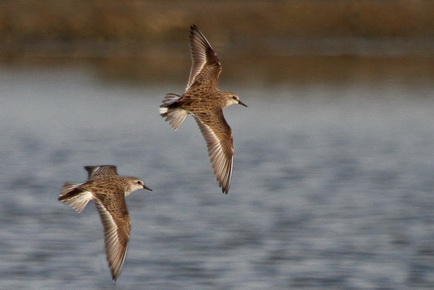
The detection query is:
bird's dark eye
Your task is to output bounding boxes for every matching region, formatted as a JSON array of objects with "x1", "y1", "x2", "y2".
[
  {"x1": 137, "y1": 180, "x2": 142, "y2": 185},
  {"x1": 232, "y1": 96, "x2": 237, "y2": 99}
]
